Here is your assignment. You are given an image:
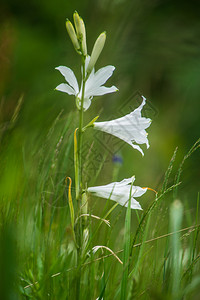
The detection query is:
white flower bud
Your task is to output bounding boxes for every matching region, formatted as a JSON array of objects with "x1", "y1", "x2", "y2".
[
  {"x1": 80, "y1": 17, "x2": 87, "y2": 56},
  {"x1": 73, "y1": 11, "x2": 82, "y2": 39},
  {"x1": 65, "y1": 19, "x2": 80, "y2": 51},
  {"x1": 86, "y1": 32, "x2": 106, "y2": 75},
  {"x1": 73, "y1": 12, "x2": 87, "y2": 56}
]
